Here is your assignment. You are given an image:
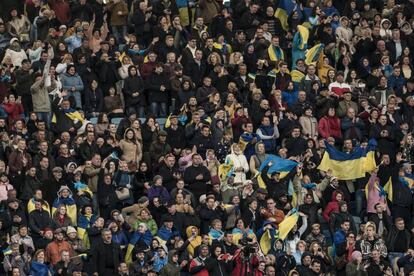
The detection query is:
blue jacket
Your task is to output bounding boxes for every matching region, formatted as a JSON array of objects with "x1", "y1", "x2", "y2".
[
  {"x1": 64, "y1": 35, "x2": 82, "y2": 53},
  {"x1": 157, "y1": 225, "x2": 181, "y2": 241},
  {"x1": 333, "y1": 229, "x2": 346, "y2": 246},
  {"x1": 282, "y1": 90, "x2": 299, "y2": 107},
  {"x1": 388, "y1": 75, "x2": 406, "y2": 94},
  {"x1": 60, "y1": 72, "x2": 84, "y2": 93},
  {"x1": 153, "y1": 253, "x2": 168, "y2": 272},
  {"x1": 240, "y1": 132, "x2": 261, "y2": 161},
  {"x1": 129, "y1": 229, "x2": 153, "y2": 247},
  {"x1": 147, "y1": 185, "x2": 170, "y2": 203},
  {"x1": 112, "y1": 230, "x2": 129, "y2": 246},
  {"x1": 257, "y1": 124, "x2": 278, "y2": 152}
]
